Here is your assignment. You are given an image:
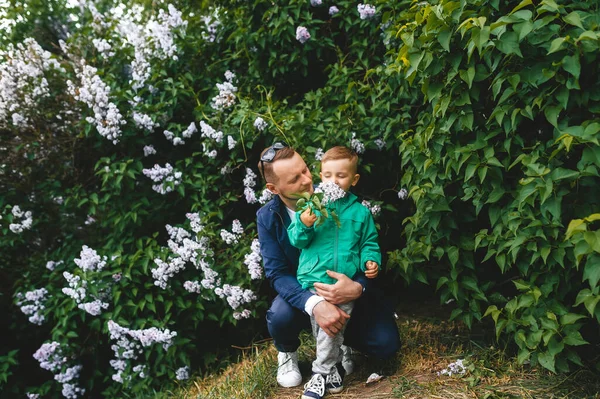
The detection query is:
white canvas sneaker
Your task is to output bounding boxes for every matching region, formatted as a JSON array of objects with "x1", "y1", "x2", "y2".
[{"x1": 277, "y1": 351, "x2": 302, "y2": 387}]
